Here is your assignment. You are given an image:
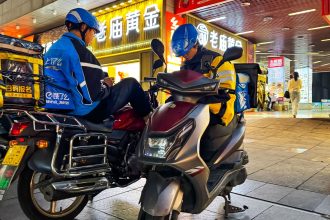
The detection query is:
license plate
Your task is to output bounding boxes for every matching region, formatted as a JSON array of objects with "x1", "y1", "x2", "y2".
[
  {"x1": 0, "y1": 145, "x2": 27, "y2": 200},
  {"x1": 2, "y1": 145, "x2": 27, "y2": 166}
]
